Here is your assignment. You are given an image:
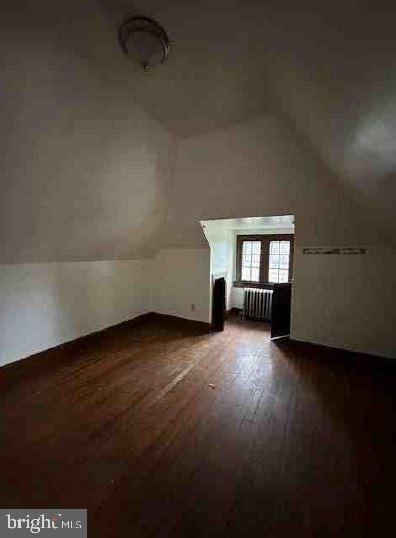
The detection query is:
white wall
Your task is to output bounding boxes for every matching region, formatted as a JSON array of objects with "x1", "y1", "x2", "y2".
[
  {"x1": 292, "y1": 246, "x2": 396, "y2": 358},
  {"x1": 160, "y1": 117, "x2": 396, "y2": 359},
  {"x1": 0, "y1": 260, "x2": 149, "y2": 367},
  {"x1": 149, "y1": 249, "x2": 211, "y2": 324},
  {"x1": 210, "y1": 240, "x2": 232, "y2": 310},
  {"x1": 159, "y1": 116, "x2": 377, "y2": 249},
  {"x1": 0, "y1": 250, "x2": 211, "y2": 367},
  {"x1": 202, "y1": 225, "x2": 233, "y2": 311},
  {"x1": 211, "y1": 241, "x2": 230, "y2": 276}
]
